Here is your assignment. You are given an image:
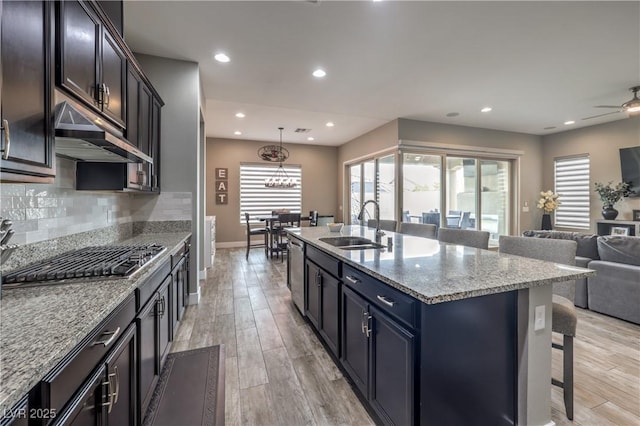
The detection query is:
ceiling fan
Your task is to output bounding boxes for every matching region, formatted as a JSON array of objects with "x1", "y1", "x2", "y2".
[{"x1": 582, "y1": 86, "x2": 640, "y2": 121}]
